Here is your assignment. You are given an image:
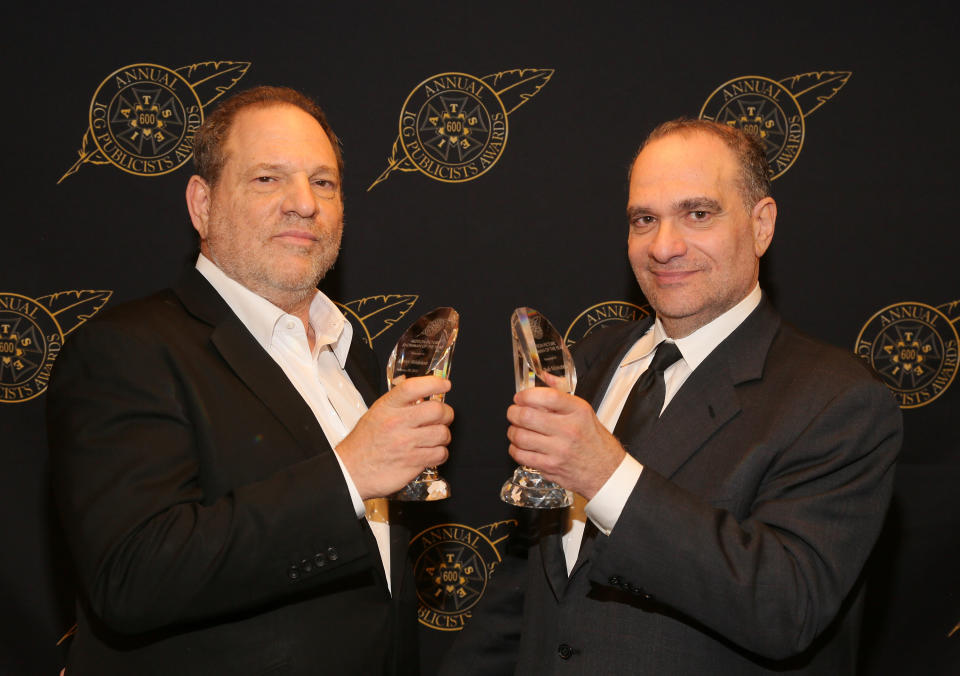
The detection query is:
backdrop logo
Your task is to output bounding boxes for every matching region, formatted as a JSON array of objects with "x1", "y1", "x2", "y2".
[
  {"x1": 1, "y1": 291, "x2": 111, "y2": 403},
  {"x1": 369, "y1": 69, "x2": 553, "y2": 189},
  {"x1": 410, "y1": 520, "x2": 514, "y2": 631},
  {"x1": 699, "y1": 71, "x2": 850, "y2": 180},
  {"x1": 855, "y1": 300, "x2": 958, "y2": 409},
  {"x1": 335, "y1": 294, "x2": 419, "y2": 346},
  {"x1": 59, "y1": 61, "x2": 250, "y2": 183},
  {"x1": 564, "y1": 301, "x2": 651, "y2": 349}
]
